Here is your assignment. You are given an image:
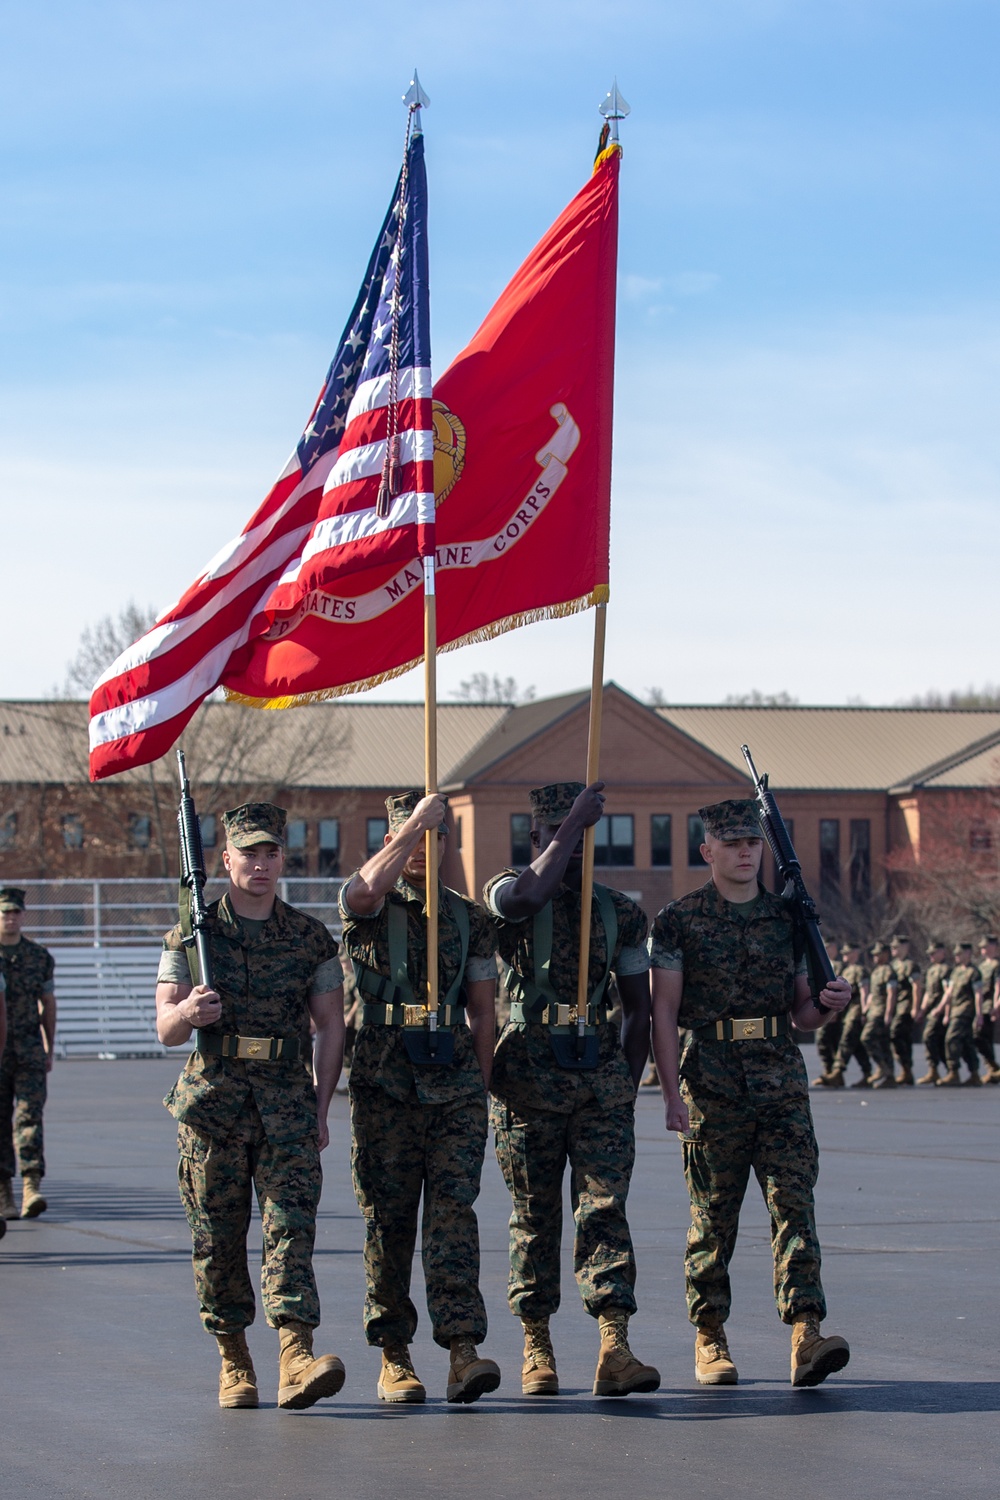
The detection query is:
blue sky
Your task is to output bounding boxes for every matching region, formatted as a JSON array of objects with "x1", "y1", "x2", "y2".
[{"x1": 2, "y1": 0, "x2": 998, "y2": 705}]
